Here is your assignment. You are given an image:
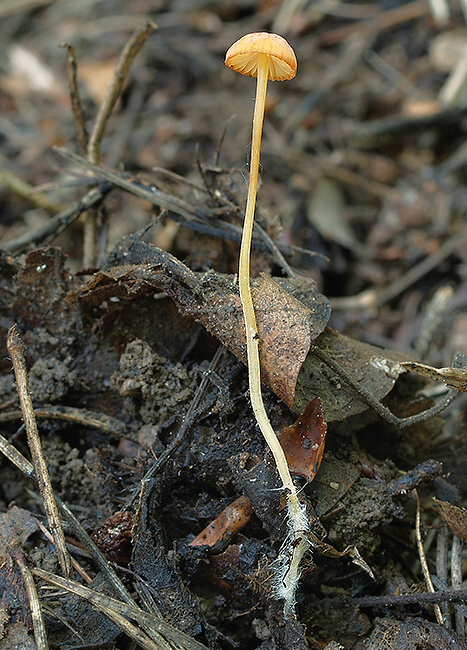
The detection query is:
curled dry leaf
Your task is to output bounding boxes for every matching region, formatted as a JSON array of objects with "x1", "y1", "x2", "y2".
[
  {"x1": 399, "y1": 358, "x2": 467, "y2": 392},
  {"x1": 433, "y1": 498, "x2": 467, "y2": 543},
  {"x1": 189, "y1": 496, "x2": 254, "y2": 548},
  {"x1": 279, "y1": 397, "x2": 327, "y2": 482}
]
